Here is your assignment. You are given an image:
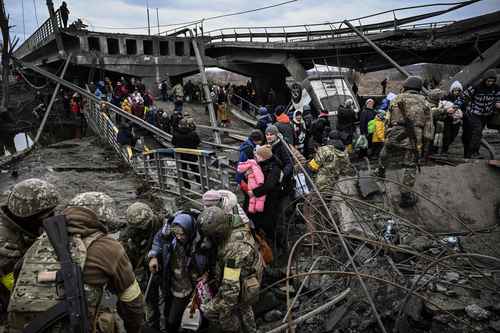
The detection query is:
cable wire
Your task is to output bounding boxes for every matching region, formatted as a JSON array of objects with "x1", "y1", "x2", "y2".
[{"x1": 89, "y1": 0, "x2": 299, "y2": 31}]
